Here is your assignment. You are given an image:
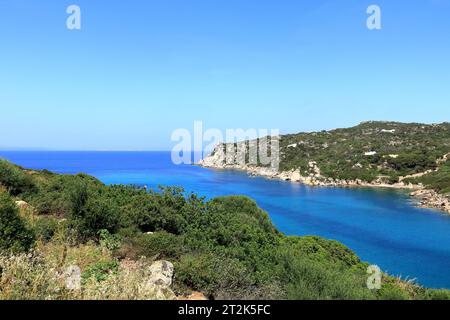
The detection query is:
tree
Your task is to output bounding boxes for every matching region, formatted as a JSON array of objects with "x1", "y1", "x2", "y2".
[{"x1": 0, "y1": 193, "x2": 35, "y2": 253}]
